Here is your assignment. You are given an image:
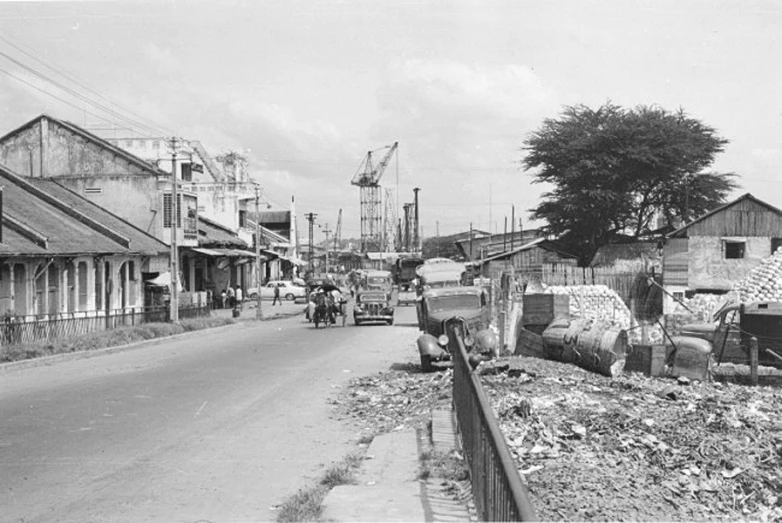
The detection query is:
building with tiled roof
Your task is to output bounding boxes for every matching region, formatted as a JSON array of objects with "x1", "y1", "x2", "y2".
[{"x1": 0, "y1": 163, "x2": 168, "y2": 320}]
